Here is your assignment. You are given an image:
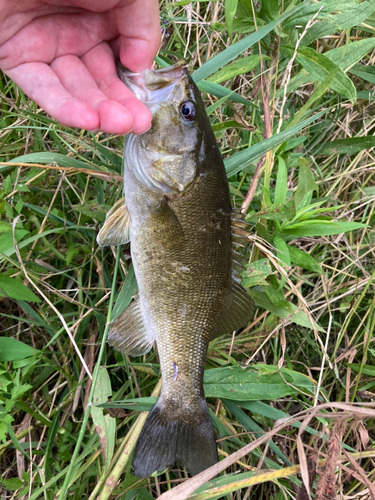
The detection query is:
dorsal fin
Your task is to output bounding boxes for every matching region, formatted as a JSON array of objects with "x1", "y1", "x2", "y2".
[
  {"x1": 232, "y1": 248, "x2": 247, "y2": 272},
  {"x1": 213, "y1": 273, "x2": 254, "y2": 339},
  {"x1": 231, "y1": 211, "x2": 252, "y2": 272},
  {"x1": 210, "y1": 211, "x2": 254, "y2": 339}
]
